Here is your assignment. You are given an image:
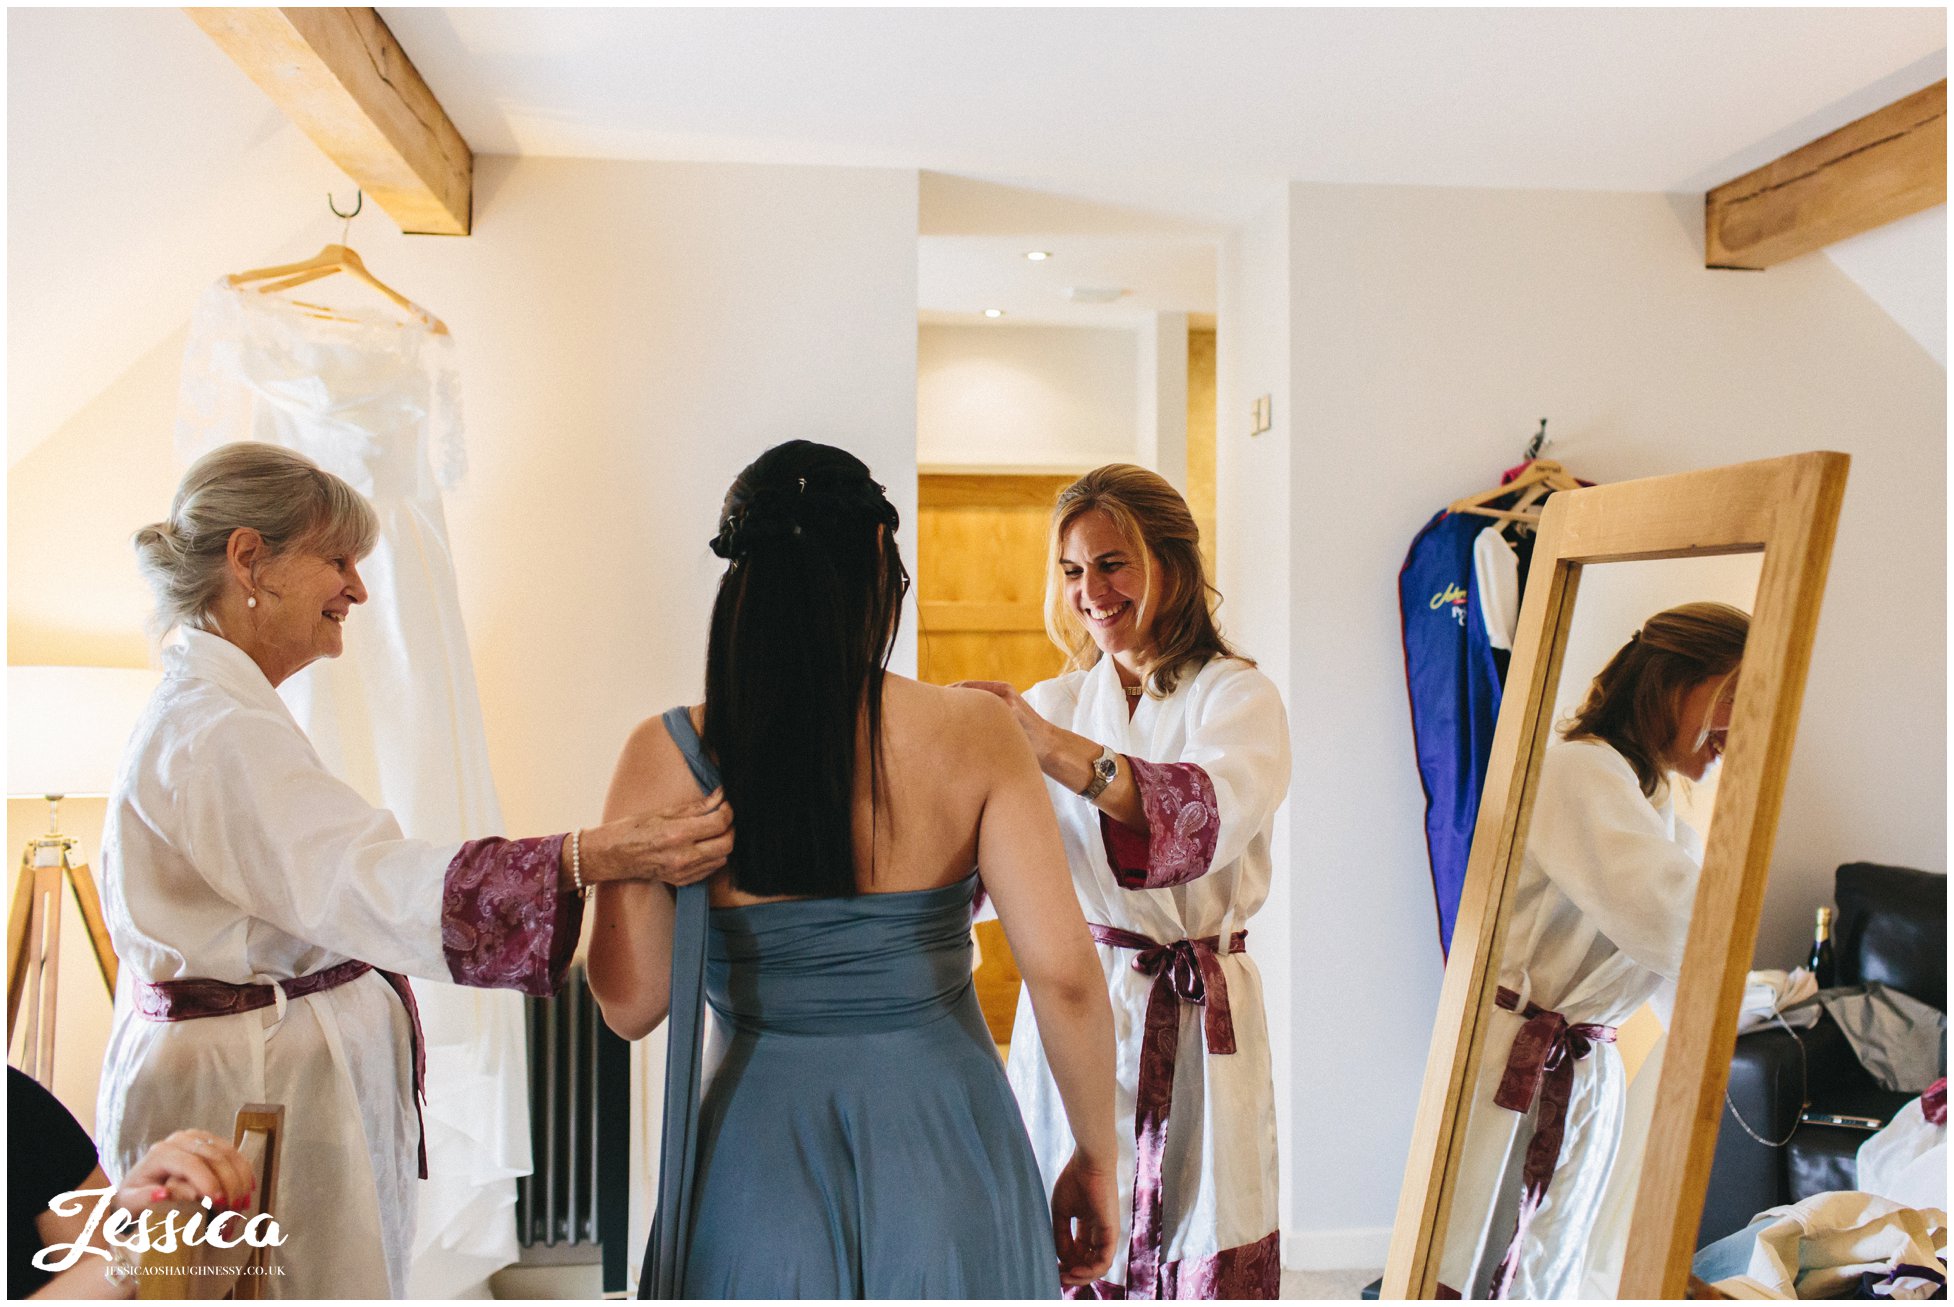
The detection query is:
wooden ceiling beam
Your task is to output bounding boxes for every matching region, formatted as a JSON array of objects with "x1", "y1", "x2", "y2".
[
  {"x1": 1706, "y1": 80, "x2": 1945, "y2": 270},
  {"x1": 188, "y1": 8, "x2": 472, "y2": 236}
]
